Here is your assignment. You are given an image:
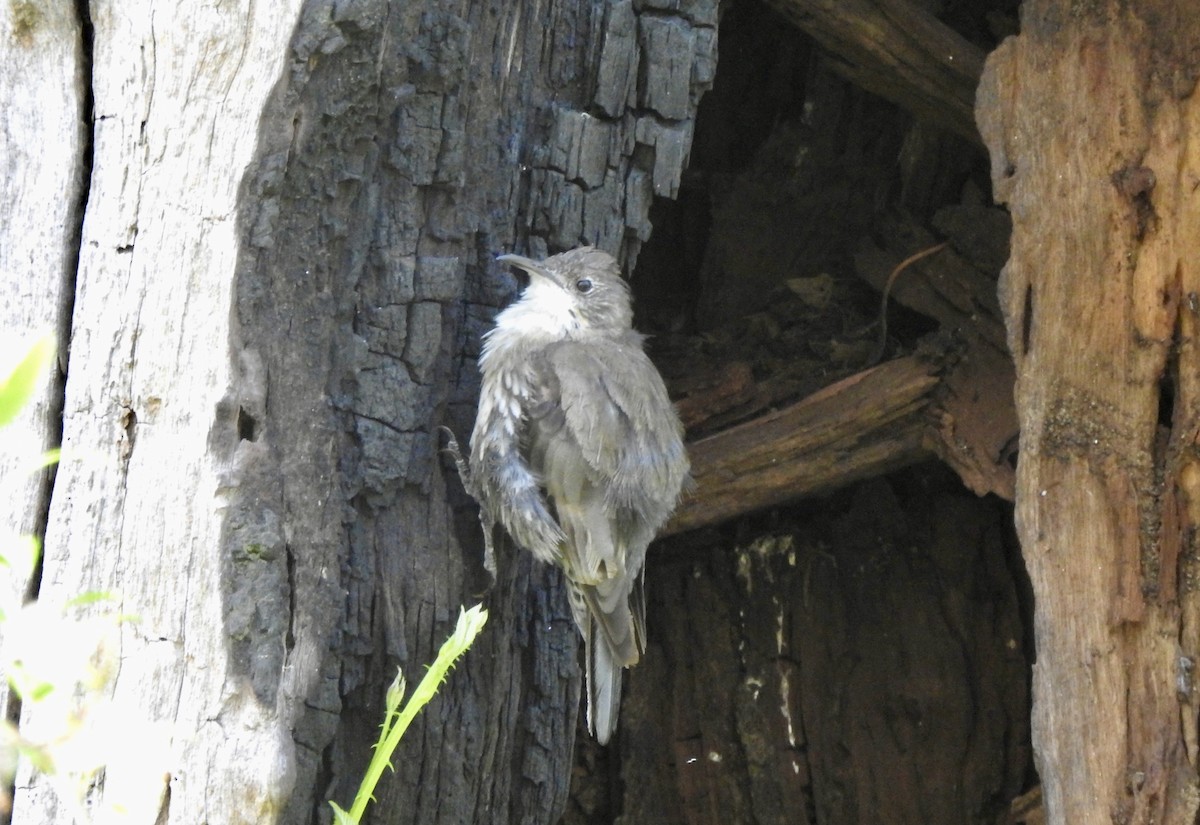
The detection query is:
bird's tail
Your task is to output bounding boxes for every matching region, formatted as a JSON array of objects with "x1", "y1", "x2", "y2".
[
  {"x1": 585, "y1": 617, "x2": 623, "y2": 745},
  {"x1": 567, "y1": 574, "x2": 641, "y2": 744}
]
